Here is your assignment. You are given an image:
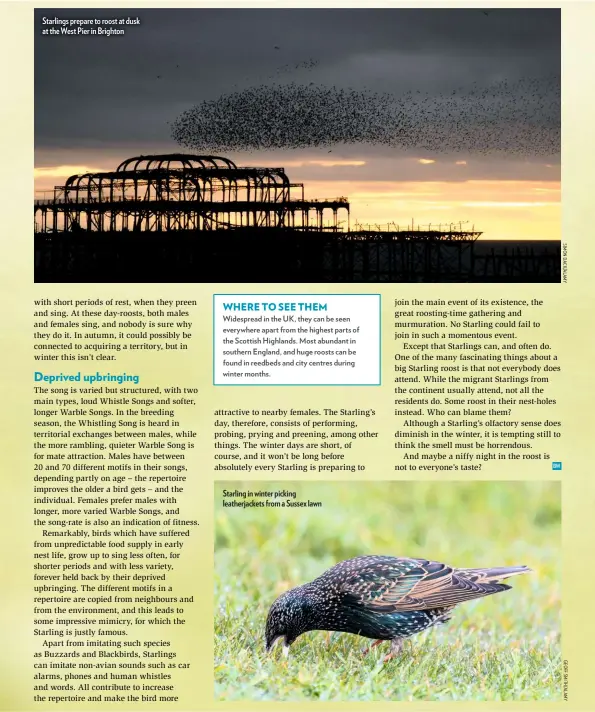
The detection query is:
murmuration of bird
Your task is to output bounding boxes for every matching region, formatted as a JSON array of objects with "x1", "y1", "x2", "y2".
[
  {"x1": 171, "y1": 75, "x2": 560, "y2": 157},
  {"x1": 266, "y1": 57, "x2": 320, "y2": 79}
]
